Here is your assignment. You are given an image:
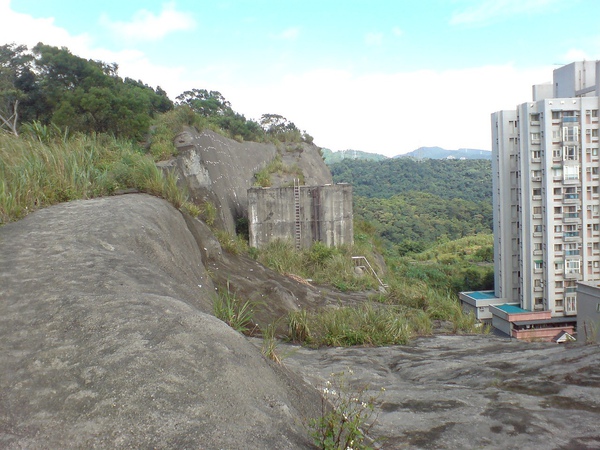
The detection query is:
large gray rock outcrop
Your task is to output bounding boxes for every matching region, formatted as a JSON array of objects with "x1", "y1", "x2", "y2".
[
  {"x1": 0, "y1": 194, "x2": 321, "y2": 449},
  {"x1": 158, "y1": 129, "x2": 332, "y2": 233}
]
